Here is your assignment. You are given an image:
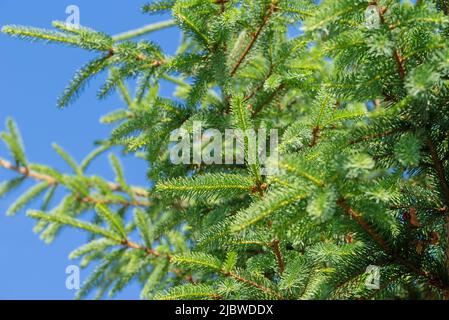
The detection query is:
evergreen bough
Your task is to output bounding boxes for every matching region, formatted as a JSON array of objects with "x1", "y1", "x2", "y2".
[{"x1": 1, "y1": 0, "x2": 449, "y2": 299}]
